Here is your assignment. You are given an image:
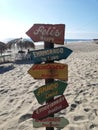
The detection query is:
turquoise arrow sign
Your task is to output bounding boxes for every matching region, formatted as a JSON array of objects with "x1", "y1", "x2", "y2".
[
  {"x1": 29, "y1": 47, "x2": 73, "y2": 63},
  {"x1": 33, "y1": 117, "x2": 69, "y2": 128},
  {"x1": 33, "y1": 80, "x2": 67, "y2": 104}
]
